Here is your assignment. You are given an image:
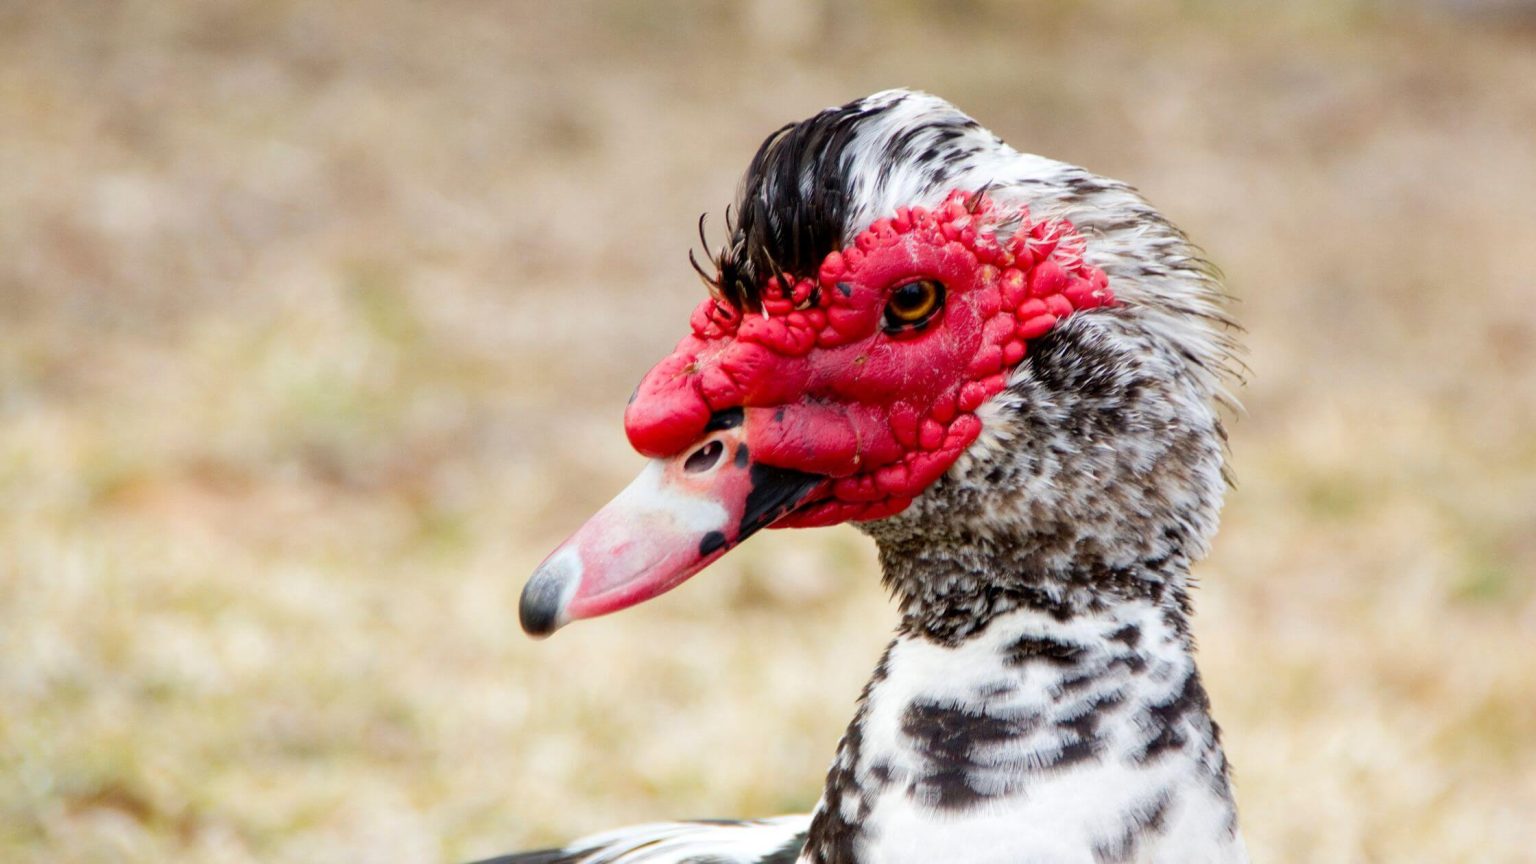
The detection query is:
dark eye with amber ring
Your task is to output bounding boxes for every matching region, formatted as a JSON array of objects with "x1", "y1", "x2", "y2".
[{"x1": 881, "y1": 279, "x2": 945, "y2": 333}]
